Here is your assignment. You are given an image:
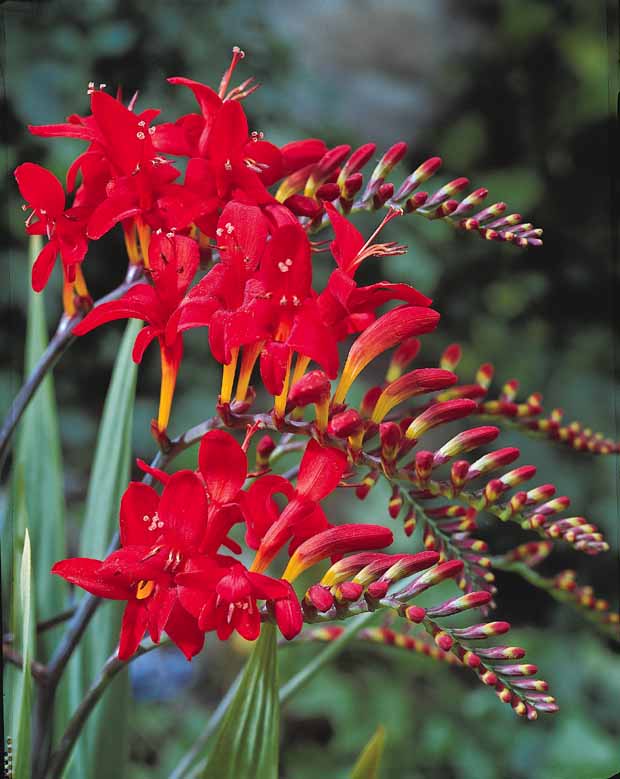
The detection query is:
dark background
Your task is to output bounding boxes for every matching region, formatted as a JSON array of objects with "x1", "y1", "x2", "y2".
[{"x1": 1, "y1": 1, "x2": 619, "y2": 777}]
